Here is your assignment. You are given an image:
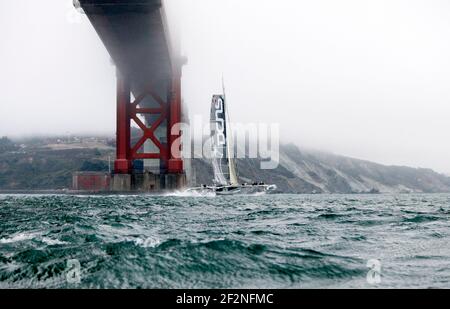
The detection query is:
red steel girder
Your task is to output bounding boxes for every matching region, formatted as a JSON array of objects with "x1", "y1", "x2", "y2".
[
  {"x1": 114, "y1": 72, "x2": 132, "y2": 174},
  {"x1": 114, "y1": 75, "x2": 170, "y2": 174},
  {"x1": 130, "y1": 88, "x2": 169, "y2": 164}
]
